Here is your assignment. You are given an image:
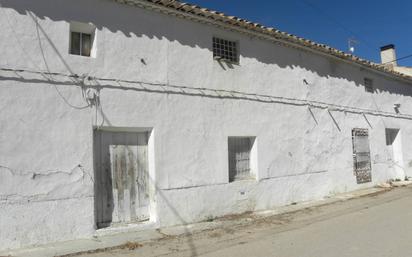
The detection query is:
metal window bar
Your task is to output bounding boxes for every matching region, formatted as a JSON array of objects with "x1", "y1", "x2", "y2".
[
  {"x1": 213, "y1": 37, "x2": 238, "y2": 63},
  {"x1": 364, "y1": 78, "x2": 373, "y2": 93},
  {"x1": 228, "y1": 137, "x2": 252, "y2": 182}
]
